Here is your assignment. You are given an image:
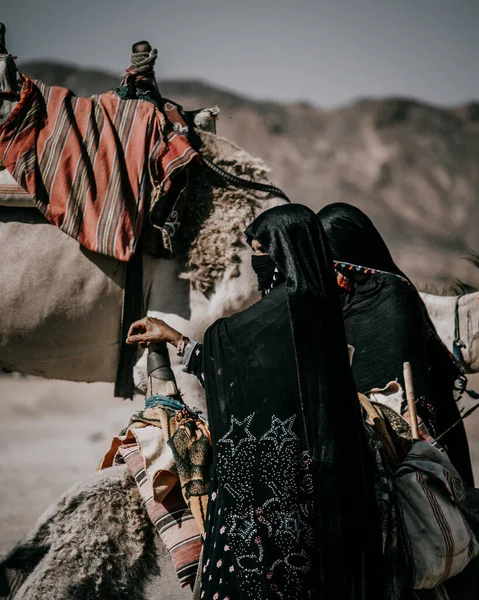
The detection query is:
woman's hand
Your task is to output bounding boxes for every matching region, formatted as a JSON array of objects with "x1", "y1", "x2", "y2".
[{"x1": 126, "y1": 317, "x2": 183, "y2": 348}]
